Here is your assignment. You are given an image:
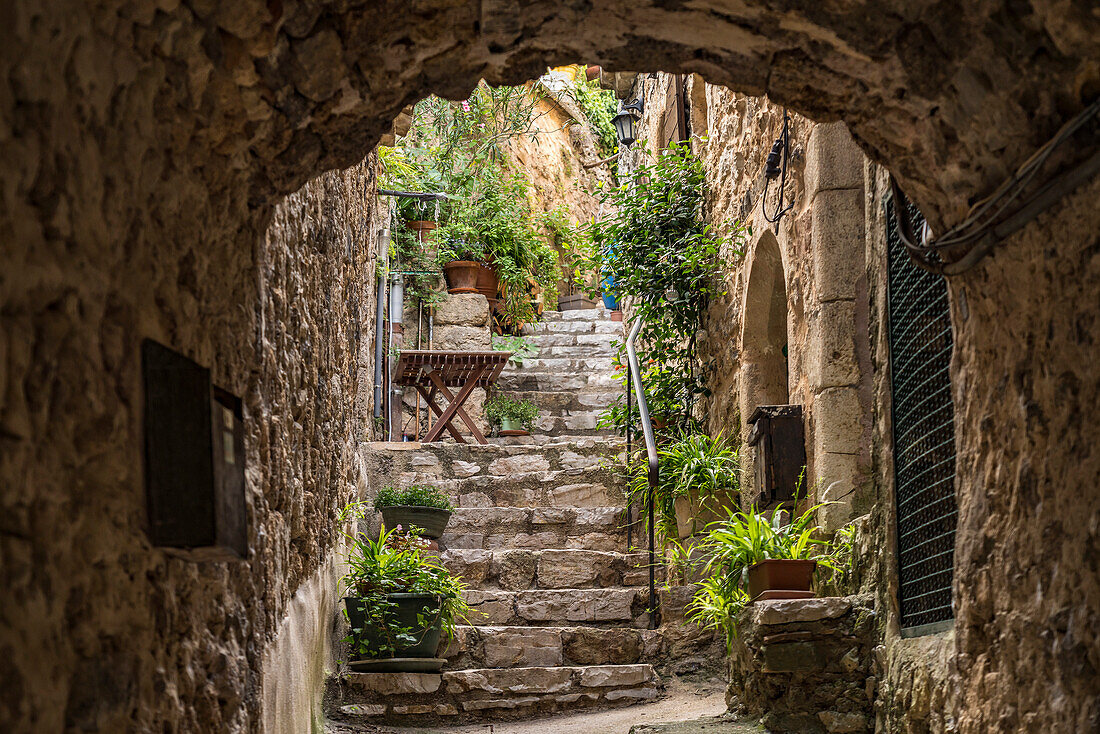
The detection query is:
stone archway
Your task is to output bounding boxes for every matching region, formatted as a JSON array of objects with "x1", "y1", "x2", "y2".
[
  {"x1": 4, "y1": 4, "x2": 1100, "y2": 734},
  {"x1": 739, "y1": 230, "x2": 790, "y2": 427}
]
